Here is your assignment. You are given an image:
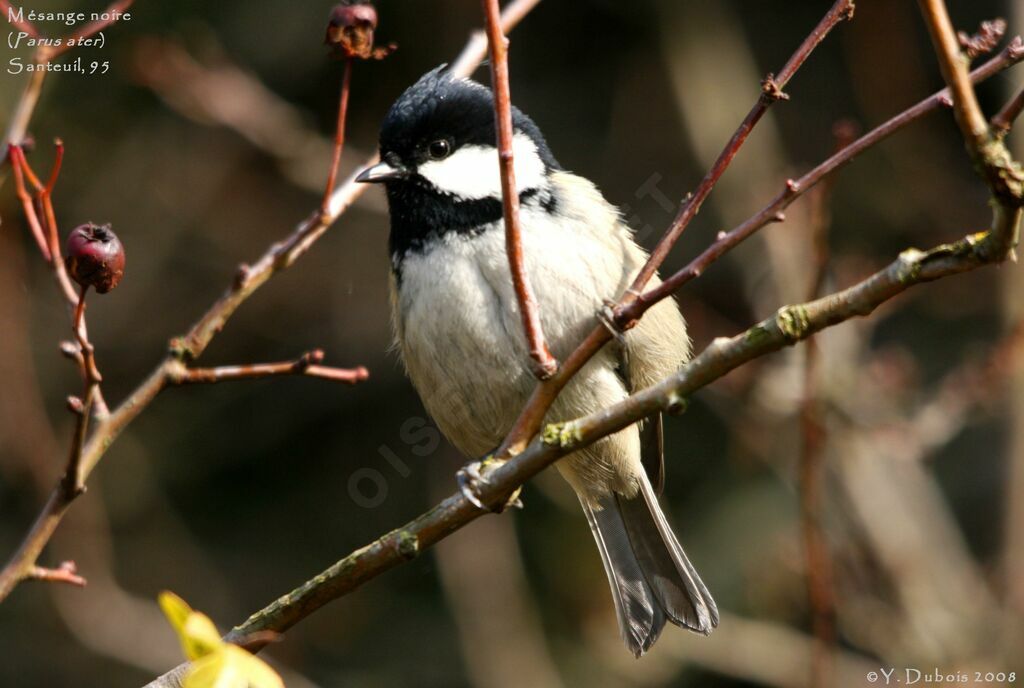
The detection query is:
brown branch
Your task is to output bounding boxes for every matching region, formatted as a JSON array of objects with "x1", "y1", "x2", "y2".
[
  {"x1": 481, "y1": 0, "x2": 557, "y2": 380},
  {"x1": 169, "y1": 350, "x2": 368, "y2": 386},
  {"x1": 0, "y1": 0, "x2": 542, "y2": 606},
  {"x1": 498, "y1": 32, "x2": 1024, "y2": 459},
  {"x1": 321, "y1": 58, "x2": 353, "y2": 216},
  {"x1": 798, "y1": 121, "x2": 854, "y2": 688},
  {"x1": 918, "y1": 2, "x2": 991, "y2": 149}
]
